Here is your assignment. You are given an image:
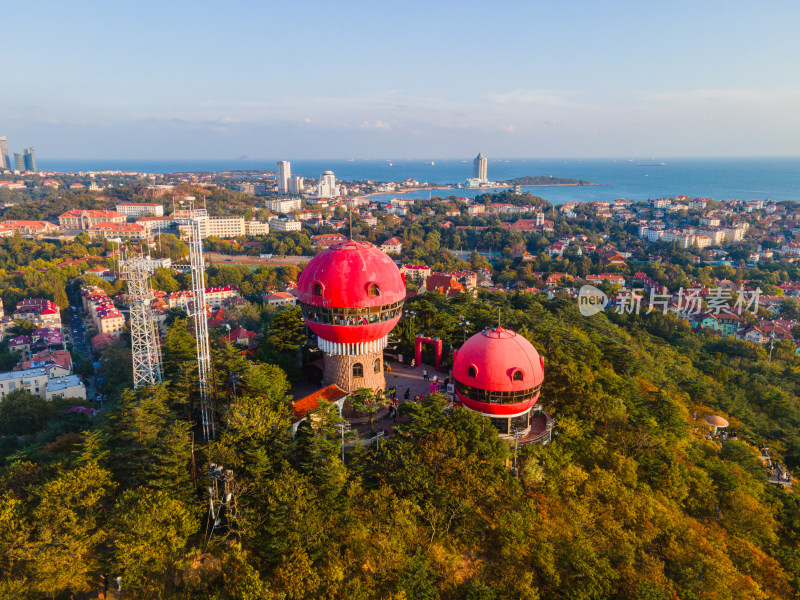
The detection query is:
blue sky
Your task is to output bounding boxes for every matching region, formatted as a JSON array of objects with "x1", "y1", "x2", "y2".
[{"x1": 2, "y1": 0, "x2": 799, "y2": 159}]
